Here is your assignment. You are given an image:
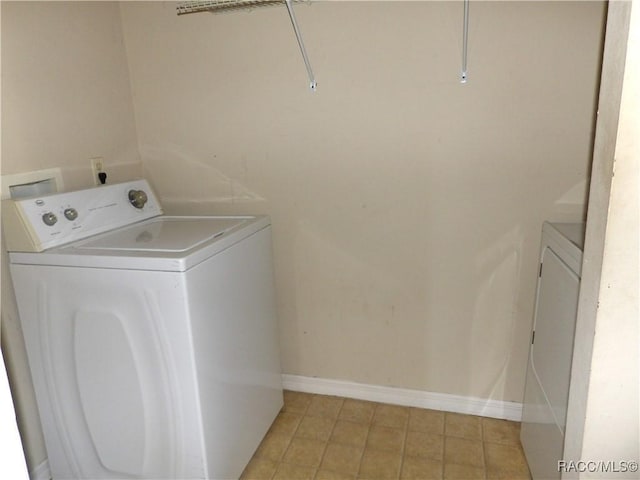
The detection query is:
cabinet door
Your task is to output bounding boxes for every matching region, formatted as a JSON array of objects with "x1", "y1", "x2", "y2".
[
  {"x1": 521, "y1": 245, "x2": 580, "y2": 480},
  {"x1": 532, "y1": 246, "x2": 581, "y2": 432}
]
